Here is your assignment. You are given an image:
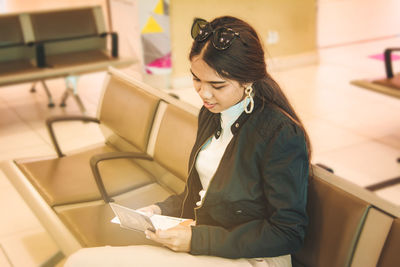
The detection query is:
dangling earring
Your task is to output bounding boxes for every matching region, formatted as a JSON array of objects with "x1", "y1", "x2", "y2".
[{"x1": 244, "y1": 85, "x2": 254, "y2": 114}]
